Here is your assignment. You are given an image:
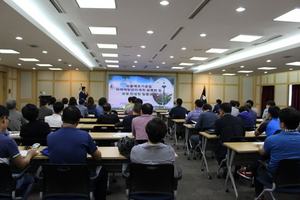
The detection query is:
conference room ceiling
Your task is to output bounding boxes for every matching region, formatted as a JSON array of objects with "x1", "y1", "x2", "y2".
[{"x1": 0, "y1": 0, "x2": 300, "y2": 76}]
